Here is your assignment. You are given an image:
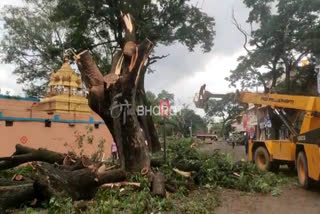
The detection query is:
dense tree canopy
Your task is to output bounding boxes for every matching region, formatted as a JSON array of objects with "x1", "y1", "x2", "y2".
[
  {"x1": 227, "y1": 0, "x2": 320, "y2": 94},
  {"x1": 146, "y1": 91, "x2": 206, "y2": 137},
  {"x1": 173, "y1": 107, "x2": 207, "y2": 137},
  {"x1": 205, "y1": 94, "x2": 244, "y2": 137},
  {"x1": 1, "y1": 0, "x2": 215, "y2": 97}
]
